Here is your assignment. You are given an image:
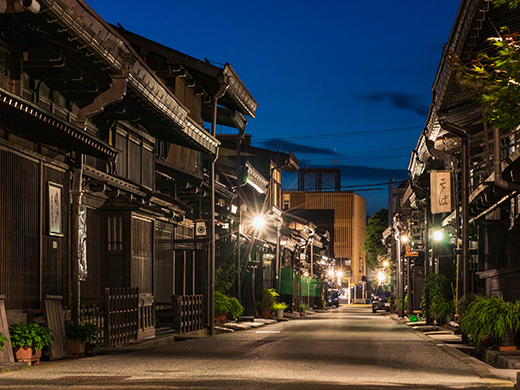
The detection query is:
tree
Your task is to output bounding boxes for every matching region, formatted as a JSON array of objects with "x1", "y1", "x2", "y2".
[
  {"x1": 362, "y1": 209, "x2": 388, "y2": 270},
  {"x1": 453, "y1": 0, "x2": 520, "y2": 131}
]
